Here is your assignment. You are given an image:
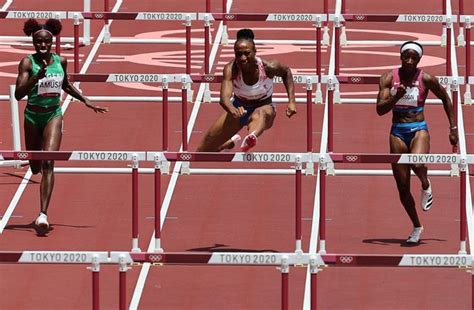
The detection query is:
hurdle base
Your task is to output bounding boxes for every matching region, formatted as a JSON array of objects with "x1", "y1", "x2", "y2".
[
  {"x1": 457, "y1": 27, "x2": 465, "y2": 47},
  {"x1": 154, "y1": 239, "x2": 164, "y2": 253},
  {"x1": 459, "y1": 241, "x2": 467, "y2": 255},
  {"x1": 131, "y1": 238, "x2": 141, "y2": 253},
  {"x1": 305, "y1": 162, "x2": 315, "y2": 176}
]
